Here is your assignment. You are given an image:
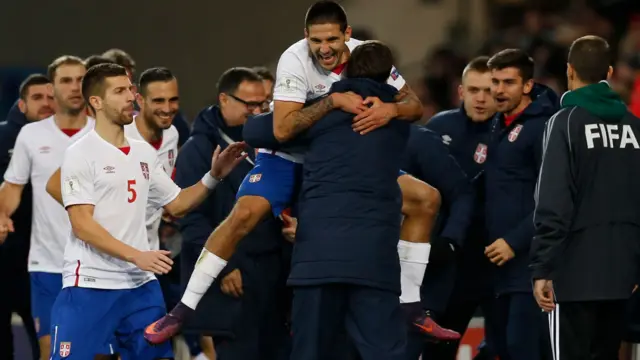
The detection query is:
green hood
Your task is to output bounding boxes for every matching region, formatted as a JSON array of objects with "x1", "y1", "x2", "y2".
[{"x1": 561, "y1": 81, "x2": 627, "y2": 123}]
